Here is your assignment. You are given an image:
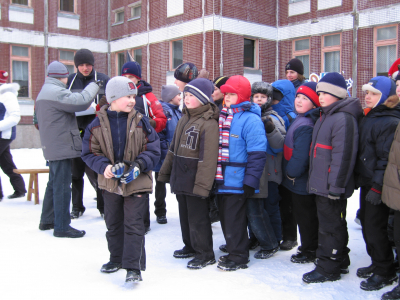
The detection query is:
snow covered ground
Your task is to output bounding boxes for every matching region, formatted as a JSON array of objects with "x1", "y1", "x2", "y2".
[{"x1": 0, "y1": 148, "x2": 395, "y2": 300}]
